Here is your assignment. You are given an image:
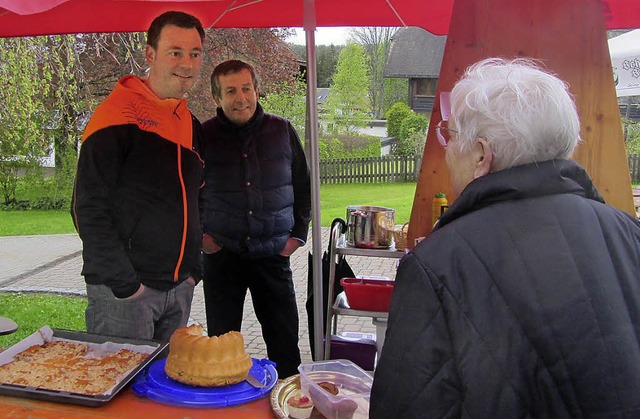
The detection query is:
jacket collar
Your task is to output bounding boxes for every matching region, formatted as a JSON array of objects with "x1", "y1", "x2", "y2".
[
  {"x1": 81, "y1": 75, "x2": 193, "y2": 148},
  {"x1": 216, "y1": 102, "x2": 265, "y2": 134},
  {"x1": 437, "y1": 159, "x2": 605, "y2": 230},
  {"x1": 118, "y1": 75, "x2": 188, "y2": 116}
]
